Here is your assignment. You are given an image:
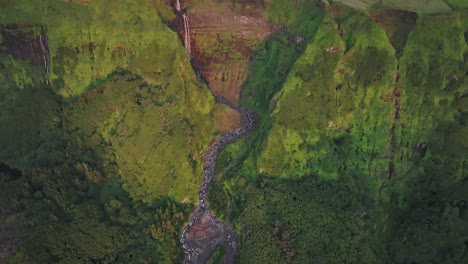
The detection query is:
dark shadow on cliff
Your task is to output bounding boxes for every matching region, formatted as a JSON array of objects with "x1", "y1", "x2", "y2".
[
  {"x1": 0, "y1": 69, "x2": 194, "y2": 263},
  {"x1": 209, "y1": 3, "x2": 326, "y2": 227},
  {"x1": 212, "y1": 6, "x2": 325, "y2": 182}
]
